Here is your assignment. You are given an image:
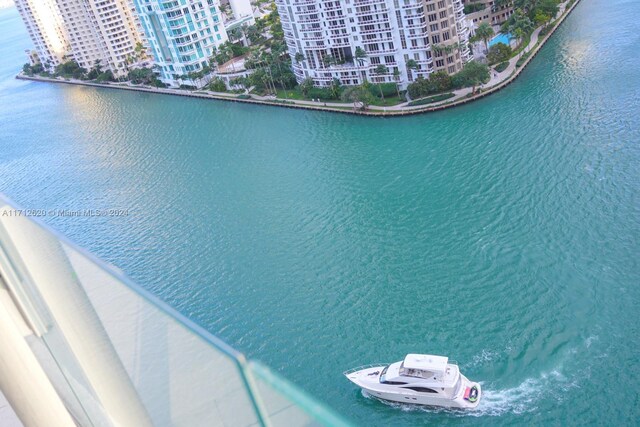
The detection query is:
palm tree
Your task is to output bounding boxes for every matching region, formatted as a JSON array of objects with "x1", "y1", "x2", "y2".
[
  {"x1": 341, "y1": 85, "x2": 373, "y2": 111},
  {"x1": 475, "y1": 22, "x2": 495, "y2": 53},
  {"x1": 493, "y1": 0, "x2": 511, "y2": 10},
  {"x1": 271, "y1": 41, "x2": 285, "y2": 57},
  {"x1": 93, "y1": 59, "x2": 103, "y2": 74},
  {"x1": 260, "y1": 53, "x2": 278, "y2": 94},
  {"x1": 300, "y1": 77, "x2": 314, "y2": 98},
  {"x1": 134, "y1": 42, "x2": 146, "y2": 62},
  {"x1": 322, "y1": 54, "x2": 336, "y2": 68},
  {"x1": 431, "y1": 44, "x2": 445, "y2": 56},
  {"x1": 223, "y1": 43, "x2": 236, "y2": 72},
  {"x1": 262, "y1": 69, "x2": 277, "y2": 95},
  {"x1": 392, "y1": 68, "x2": 401, "y2": 98},
  {"x1": 246, "y1": 25, "x2": 262, "y2": 44},
  {"x1": 534, "y1": 11, "x2": 551, "y2": 29},
  {"x1": 406, "y1": 59, "x2": 418, "y2": 81},
  {"x1": 270, "y1": 44, "x2": 289, "y2": 99},
  {"x1": 514, "y1": 0, "x2": 541, "y2": 14},
  {"x1": 354, "y1": 46, "x2": 367, "y2": 83},
  {"x1": 514, "y1": 27, "x2": 525, "y2": 54},
  {"x1": 294, "y1": 52, "x2": 305, "y2": 64},
  {"x1": 505, "y1": 9, "x2": 534, "y2": 47},
  {"x1": 329, "y1": 78, "x2": 341, "y2": 100},
  {"x1": 244, "y1": 47, "x2": 261, "y2": 69},
  {"x1": 373, "y1": 64, "x2": 388, "y2": 102},
  {"x1": 240, "y1": 23, "x2": 249, "y2": 45},
  {"x1": 230, "y1": 76, "x2": 247, "y2": 92},
  {"x1": 228, "y1": 27, "x2": 243, "y2": 43}
]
